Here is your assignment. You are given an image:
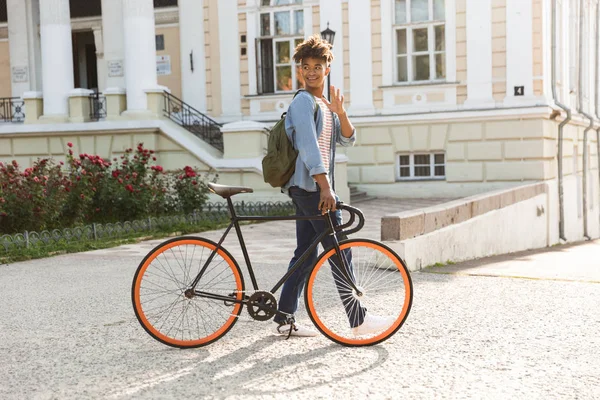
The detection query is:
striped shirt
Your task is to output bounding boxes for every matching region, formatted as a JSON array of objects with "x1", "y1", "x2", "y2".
[{"x1": 315, "y1": 97, "x2": 333, "y2": 173}]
